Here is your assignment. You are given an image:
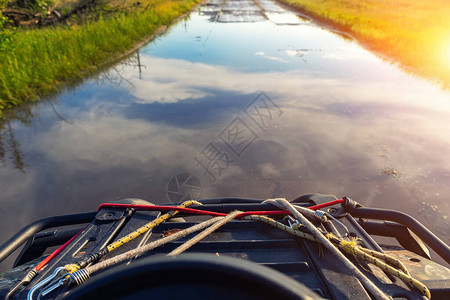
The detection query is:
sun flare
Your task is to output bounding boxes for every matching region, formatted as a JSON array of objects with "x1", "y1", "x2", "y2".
[{"x1": 444, "y1": 40, "x2": 450, "y2": 69}]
